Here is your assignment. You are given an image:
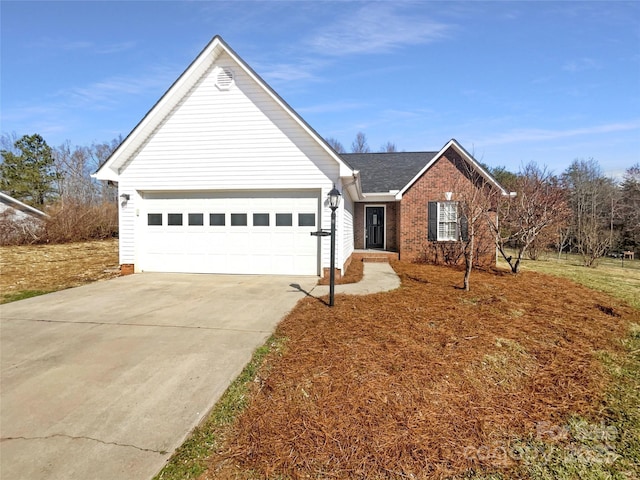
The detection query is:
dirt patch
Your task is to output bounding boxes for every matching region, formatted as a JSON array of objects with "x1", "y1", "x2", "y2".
[
  {"x1": 203, "y1": 261, "x2": 638, "y2": 479},
  {"x1": 0, "y1": 239, "x2": 120, "y2": 301}
]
